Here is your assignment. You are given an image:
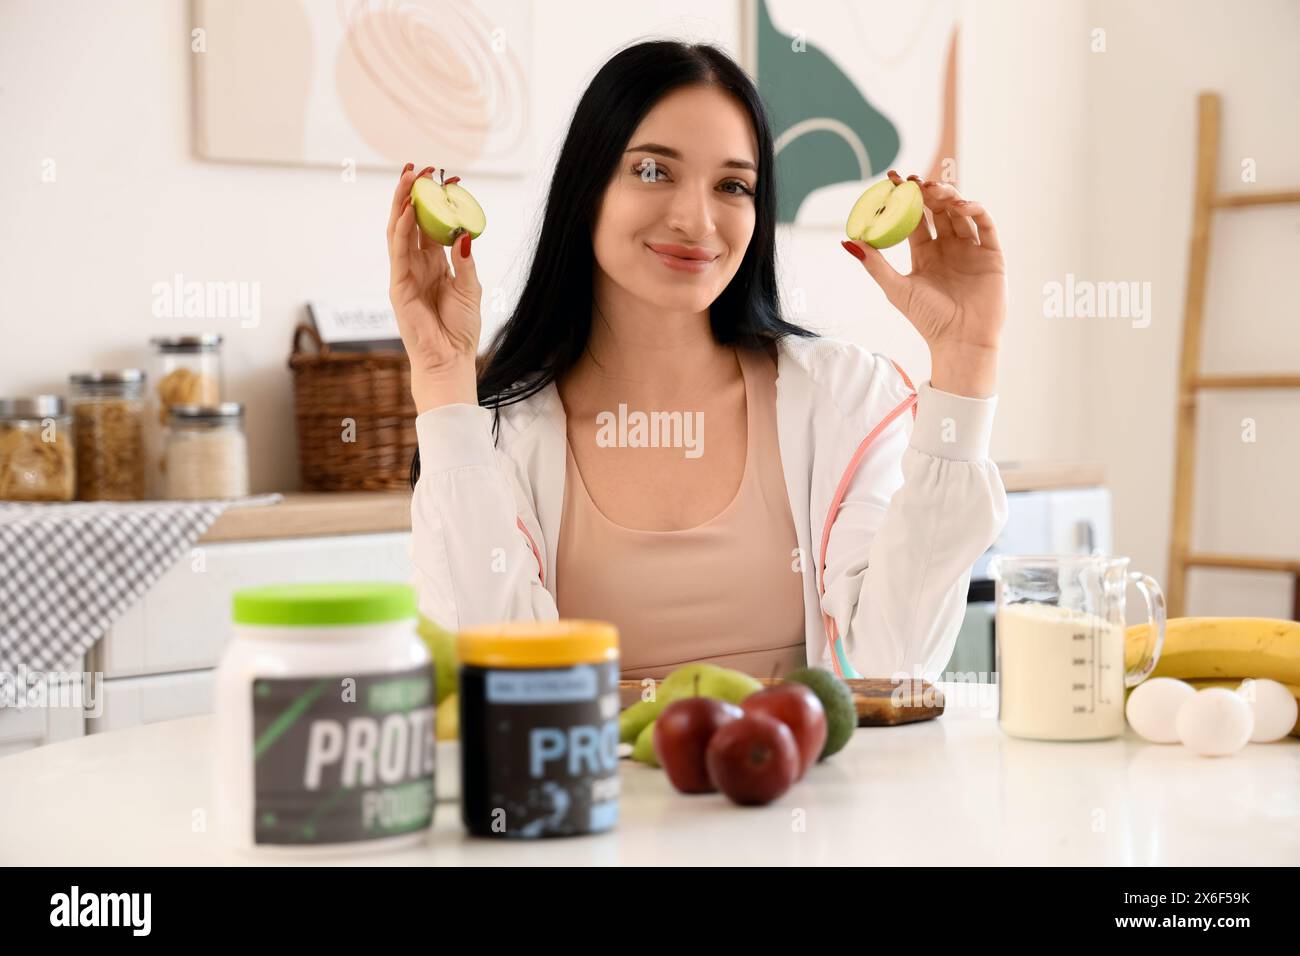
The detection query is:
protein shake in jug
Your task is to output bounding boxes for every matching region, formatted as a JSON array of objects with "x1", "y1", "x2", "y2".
[
  {"x1": 997, "y1": 602, "x2": 1127, "y2": 740},
  {"x1": 989, "y1": 554, "x2": 1166, "y2": 742}
]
